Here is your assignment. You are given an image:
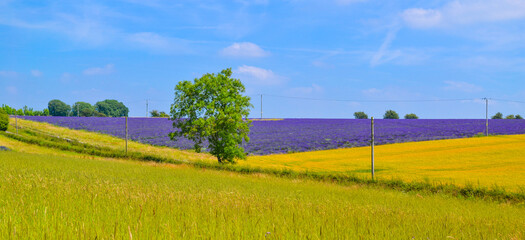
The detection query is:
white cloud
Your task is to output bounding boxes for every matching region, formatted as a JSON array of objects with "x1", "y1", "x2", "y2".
[
  {"x1": 83, "y1": 64, "x2": 114, "y2": 76},
  {"x1": 31, "y1": 70, "x2": 42, "y2": 77},
  {"x1": 126, "y1": 32, "x2": 190, "y2": 54},
  {"x1": 443, "y1": 81, "x2": 483, "y2": 92},
  {"x1": 402, "y1": 0, "x2": 525, "y2": 29},
  {"x1": 0, "y1": 71, "x2": 17, "y2": 77},
  {"x1": 234, "y1": 65, "x2": 286, "y2": 85},
  {"x1": 288, "y1": 84, "x2": 324, "y2": 95},
  {"x1": 334, "y1": 0, "x2": 366, "y2": 6},
  {"x1": 6, "y1": 86, "x2": 17, "y2": 95},
  {"x1": 60, "y1": 73, "x2": 72, "y2": 83},
  {"x1": 220, "y1": 42, "x2": 269, "y2": 58}
]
